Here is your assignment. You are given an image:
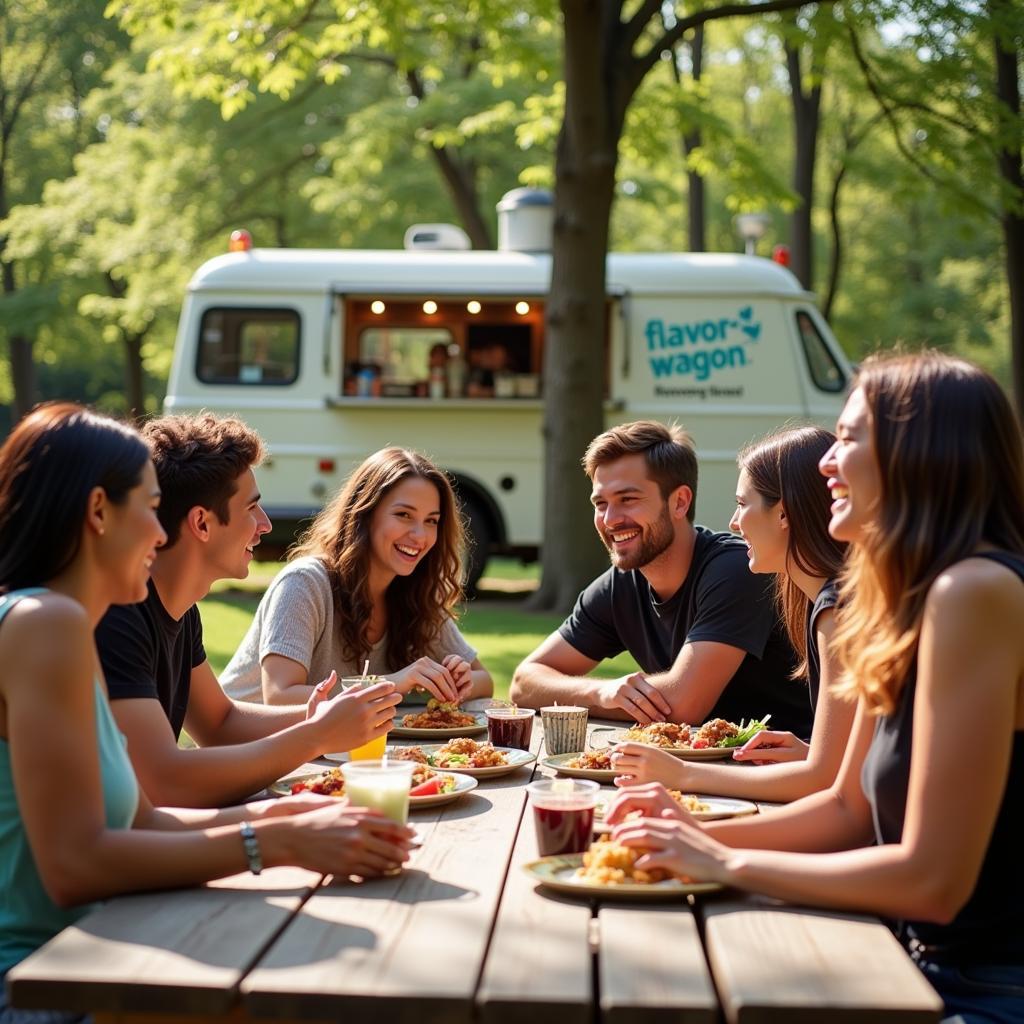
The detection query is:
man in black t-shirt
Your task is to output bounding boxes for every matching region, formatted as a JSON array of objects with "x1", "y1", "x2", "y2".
[
  {"x1": 94, "y1": 414, "x2": 401, "y2": 807},
  {"x1": 510, "y1": 421, "x2": 811, "y2": 736}
]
